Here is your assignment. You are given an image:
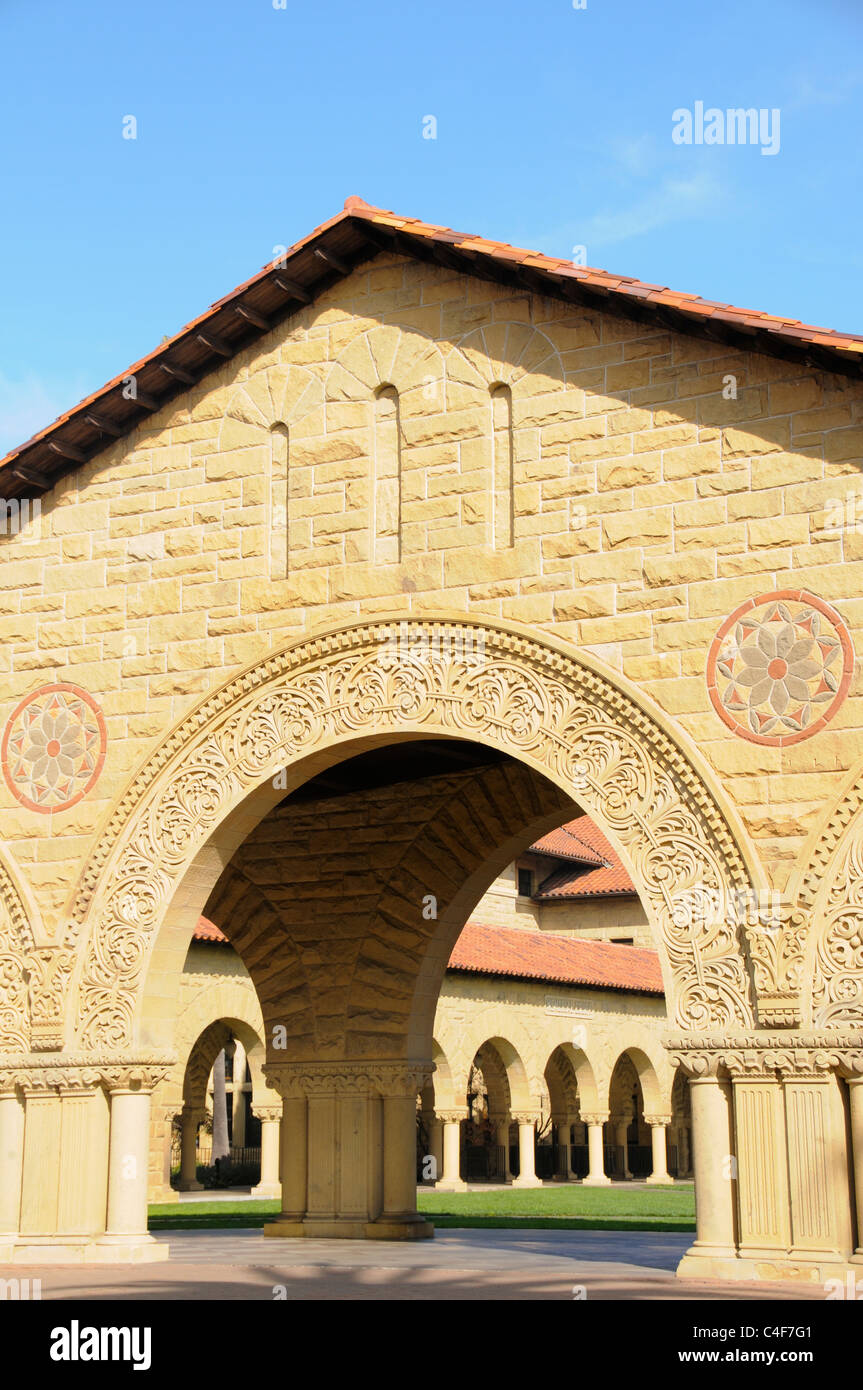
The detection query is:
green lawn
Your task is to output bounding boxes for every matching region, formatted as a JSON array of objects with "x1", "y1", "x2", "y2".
[{"x1": 148, "y1": 1184, "x2": 695, "y2": 1234}]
